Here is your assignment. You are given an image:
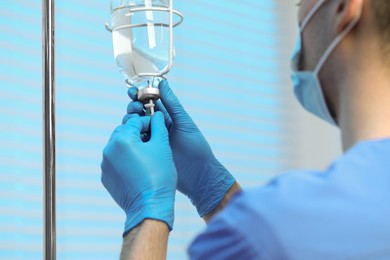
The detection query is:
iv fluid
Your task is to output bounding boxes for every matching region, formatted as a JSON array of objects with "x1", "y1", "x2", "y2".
[
  {"x1": 111, "y1": 7, "x2": 170, "y2": 87},
  {"x1": 114, "y1": 44, "x2": 168, "y2": 86}
]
